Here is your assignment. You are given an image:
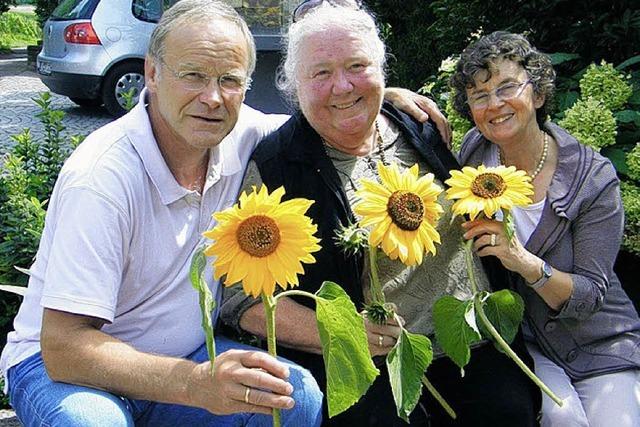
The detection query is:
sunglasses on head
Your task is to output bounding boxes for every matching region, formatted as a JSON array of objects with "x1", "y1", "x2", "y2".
[{"x1": 292, "y1": 0, "x2": 361, "y2": 22}]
